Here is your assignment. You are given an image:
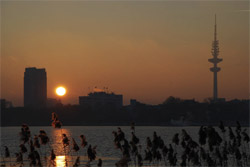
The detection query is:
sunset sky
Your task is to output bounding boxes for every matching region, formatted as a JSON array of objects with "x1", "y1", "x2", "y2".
[{"x1": 1, "y1": 0, "x2": 249, "y2": 106}]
